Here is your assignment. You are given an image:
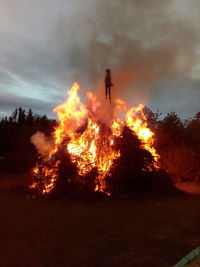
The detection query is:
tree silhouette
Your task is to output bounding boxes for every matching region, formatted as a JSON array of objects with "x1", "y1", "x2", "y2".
[{"x1": 0, "y1": 107, "x2": 56, "y2": 172}]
